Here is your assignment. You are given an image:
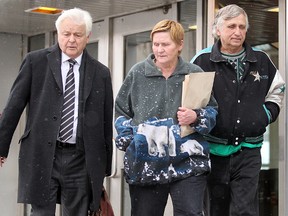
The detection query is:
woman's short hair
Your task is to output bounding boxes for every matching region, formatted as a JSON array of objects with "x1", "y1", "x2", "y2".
[
  {"x1": 212, "y1": 4, "x2": 249, "y2": 40},
  {"x1": 55, "y1": 8, "x2": 93, "y2": 36},
  {"x1": 150, "y1": 19, "x2": 184, "y2": 46}
]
